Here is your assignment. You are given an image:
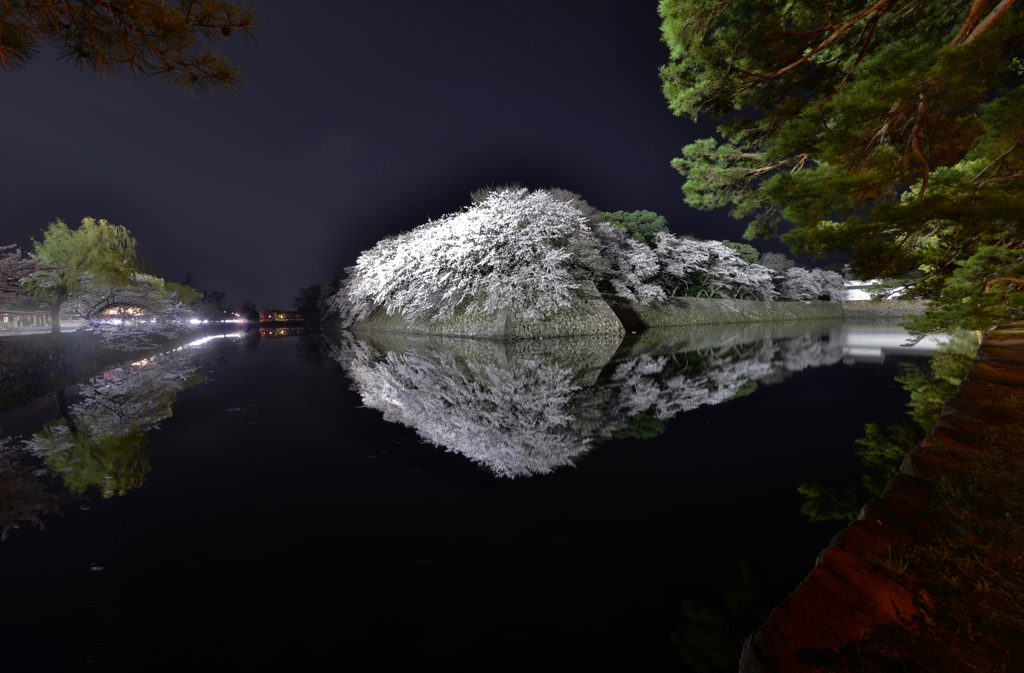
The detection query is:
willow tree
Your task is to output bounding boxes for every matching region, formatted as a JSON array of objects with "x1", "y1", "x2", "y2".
[
  {"x1": 23, "y1": 218, "x2": 138, "y2": 334},
  {"x1": 0, "y1": 0, "x2": 261, "y2": 94},
  {"x1": 659, "y1": 0, "x2": 1024, "y2": 332}
]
